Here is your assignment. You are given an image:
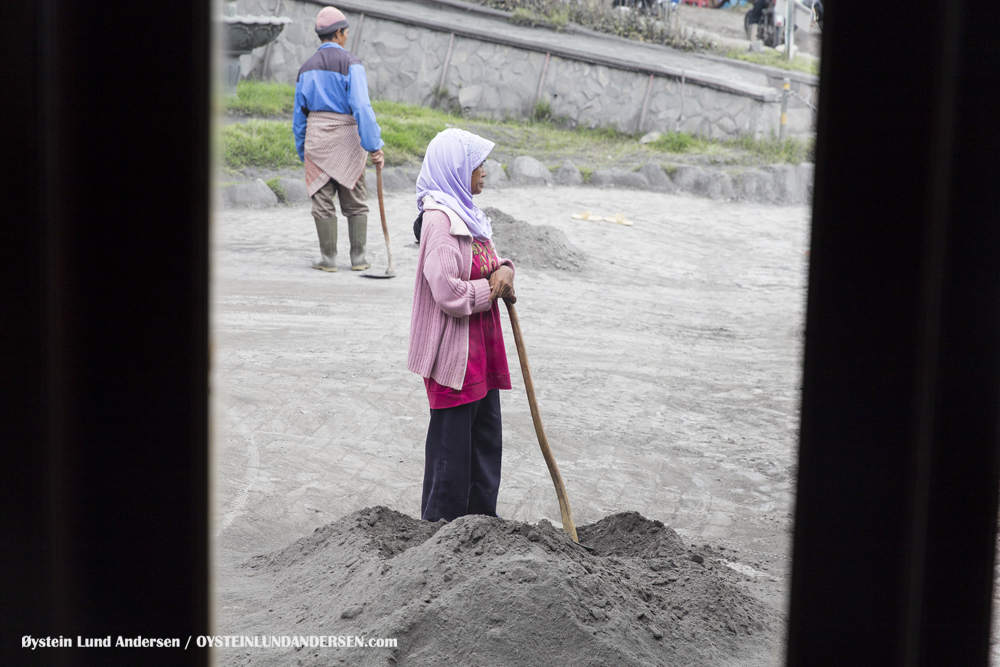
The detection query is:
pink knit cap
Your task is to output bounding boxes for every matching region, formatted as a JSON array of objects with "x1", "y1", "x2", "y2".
[{"x1": 315, "y1": 7, "x2": 349, "y2": 36}]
